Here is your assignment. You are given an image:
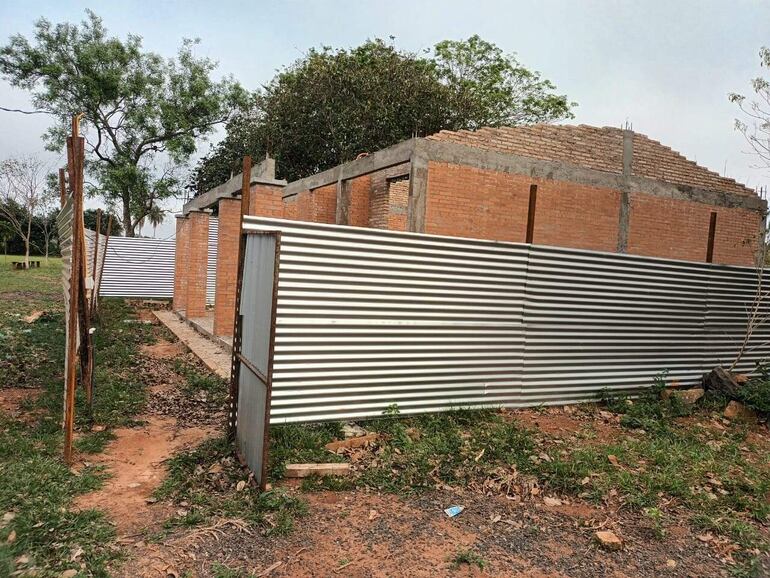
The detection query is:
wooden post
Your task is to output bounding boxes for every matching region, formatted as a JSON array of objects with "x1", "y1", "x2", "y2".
[
  {"x1": 706, "y1": 211, "x2": 717, "y2": 263},
  {"x1": 526, "y1": 184, "x2": 538, "y2": 244},
  {"x1": 63, "y1": 116, "x2": 84, "y2": 463},
  {"x1": 228, "y1": 156, "x2": 252, "y2": 443}
]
